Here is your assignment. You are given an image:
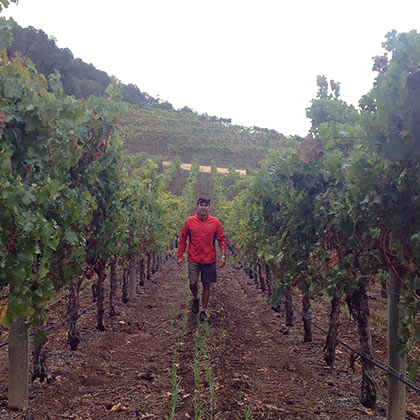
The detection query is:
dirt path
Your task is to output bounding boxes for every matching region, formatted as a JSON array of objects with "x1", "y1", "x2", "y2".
[
  {"x1": 2, "y1": 257, "x2": 419, "y2": 420},
  {"x1": 208, "y1": 267, "x2": 378, "y2": 420}
]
